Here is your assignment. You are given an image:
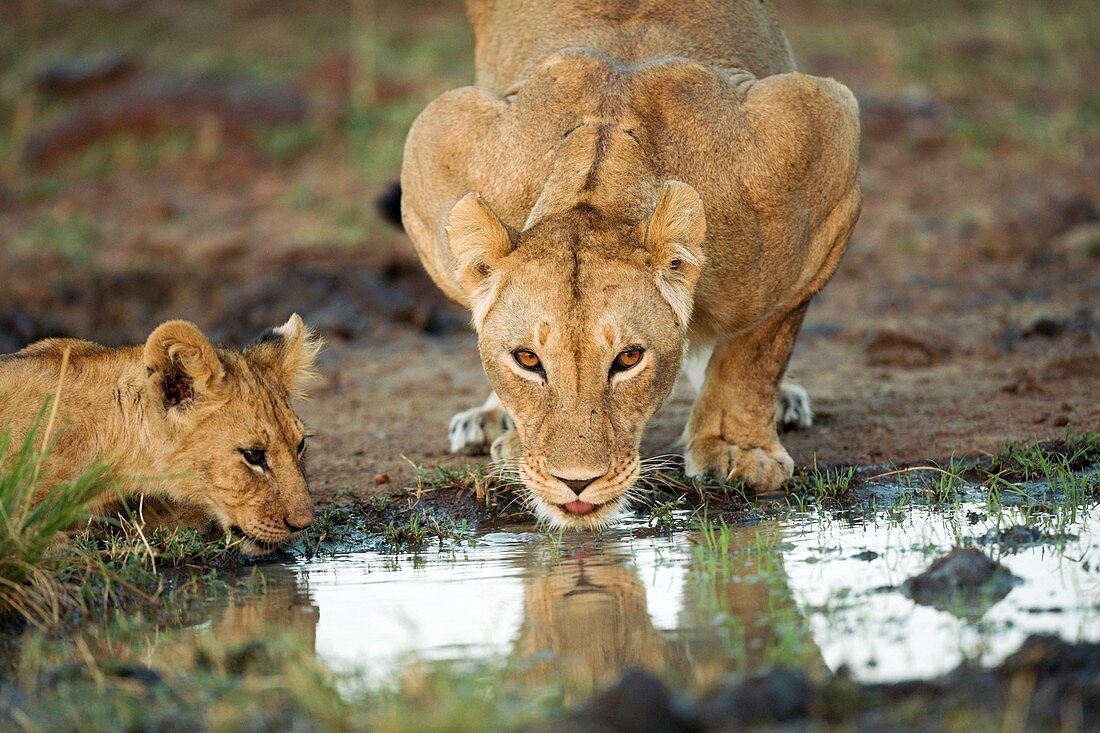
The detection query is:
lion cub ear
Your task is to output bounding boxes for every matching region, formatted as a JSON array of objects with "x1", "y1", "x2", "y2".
[
  {"x1": 247, "y1": 314, "x2": 324, "y2": 398},
  {"x1": 143, "y1": 320, "x2": 225, "y2": 412},
  {"x1": 642, "y1": 180, "x2": 707, "y2": 329},
  {"x1": 446, "y1": 193, "x2": 516, "y2": 328}
]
